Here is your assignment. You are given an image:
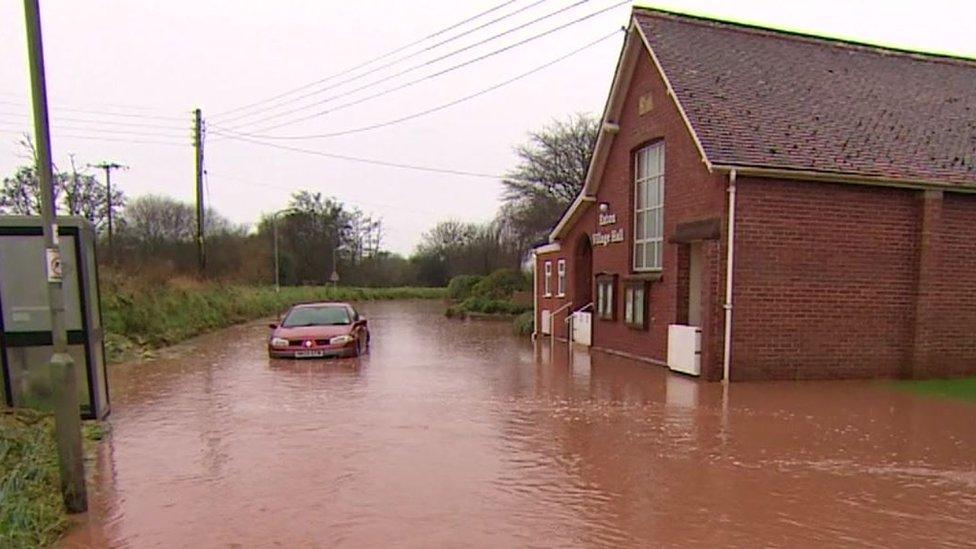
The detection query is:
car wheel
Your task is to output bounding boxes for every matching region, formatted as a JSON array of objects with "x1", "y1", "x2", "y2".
[{"x1": 354, "y1": 334, "x2": 366, "y2": 357}]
